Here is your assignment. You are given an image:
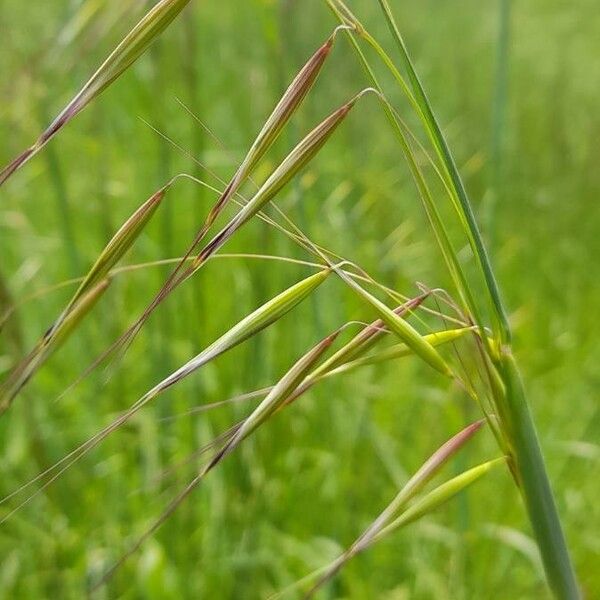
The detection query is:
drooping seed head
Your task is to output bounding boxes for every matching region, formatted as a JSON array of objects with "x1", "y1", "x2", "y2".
[
  {"x1": 0, "y1": 0, "x2": 192, "y2": 187},
  {"x1": 195, "y1": 99, "x2": 357, "y2": 268},
  {"x1": 330, "y1": 326, "x2": 475, "y2": 375},
  {"x1": 377, "y1": 457, "x2": 506, "y2": 541},
  {"x1": 335, "y1": 270, "x2": 453, "y2": 377},
  {"x1": 147, "y1": 268, "x2": 332, "y2": 396},
  {"x1": 68, "y1": 187, "x2": 166, "y2": 312},
  {"x1": 0, "y1": 278, "x2": 111, "y2": 413},
  {"x1": 311, "y1": 293, "x2": 430, "y2": 378},
  {"x1": 206, "y1": 330, "x2": 341, "y2": 470}
]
